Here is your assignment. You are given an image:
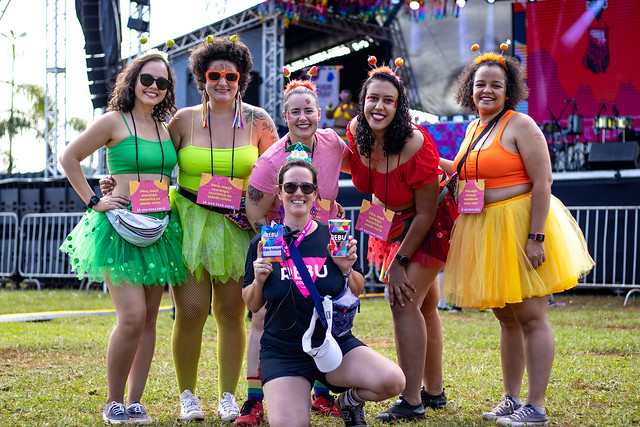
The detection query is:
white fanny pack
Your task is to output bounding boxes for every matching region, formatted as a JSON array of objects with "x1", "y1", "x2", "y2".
[{"x1": 105, "y1": 209, "x2": 170, "y2": 247}]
